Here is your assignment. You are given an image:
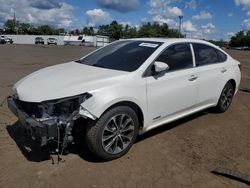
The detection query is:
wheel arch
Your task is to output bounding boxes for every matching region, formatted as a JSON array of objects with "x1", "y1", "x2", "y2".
[
  {"x1": 227, "y1": 79, "x2": 236, "y2": 93},
  {"x1": 215, "y1": 78, "x2": 236, "y2": 113},
  {"x1": 217, "y1": 79, "x2": 236, "y2": 103},
  {"x1": 99, "y1": 101, "x2": 144, "y2": 131}
]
